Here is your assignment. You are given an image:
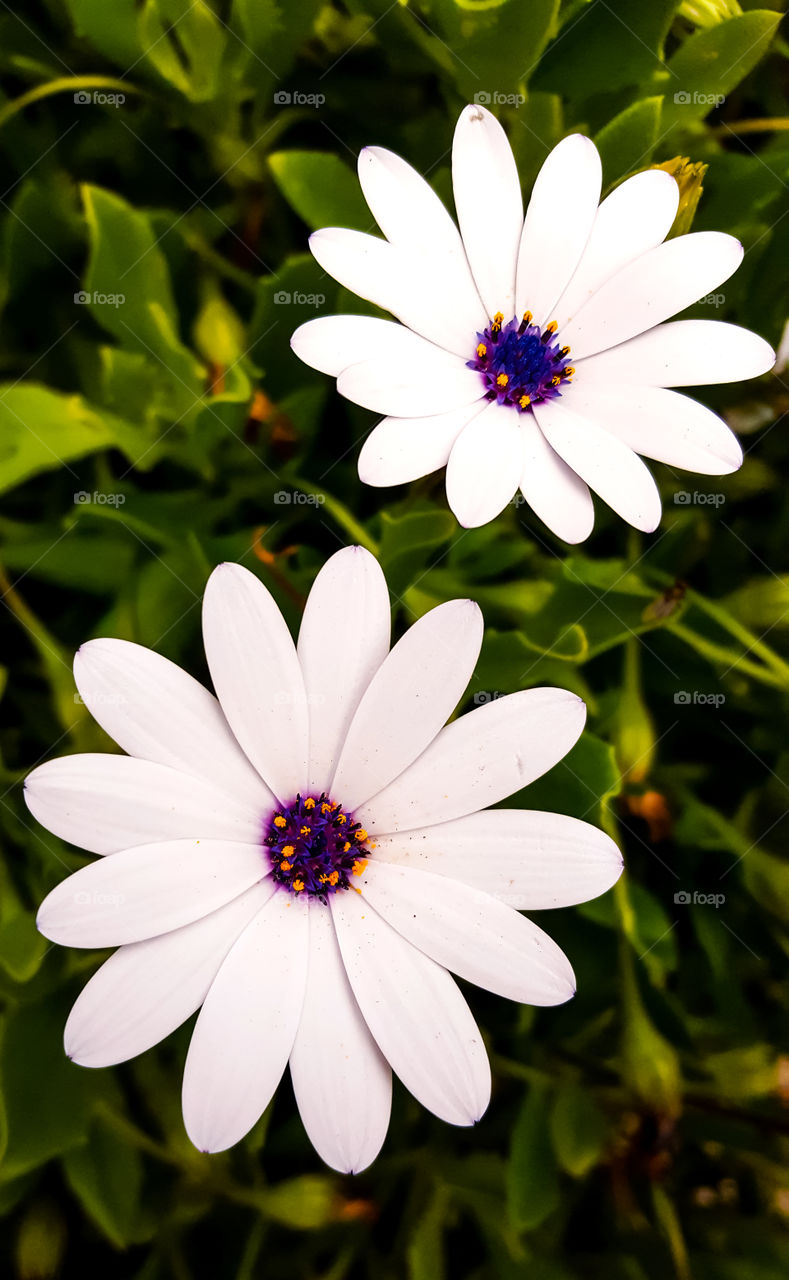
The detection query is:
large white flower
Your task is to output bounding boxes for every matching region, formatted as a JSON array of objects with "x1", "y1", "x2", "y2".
[
  {"x1": 27, "y1": 547, "x2": 622, "y2": 1173},
  {"x1": 291, "y1": 105, "x2": 775, "y2": 542}
]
